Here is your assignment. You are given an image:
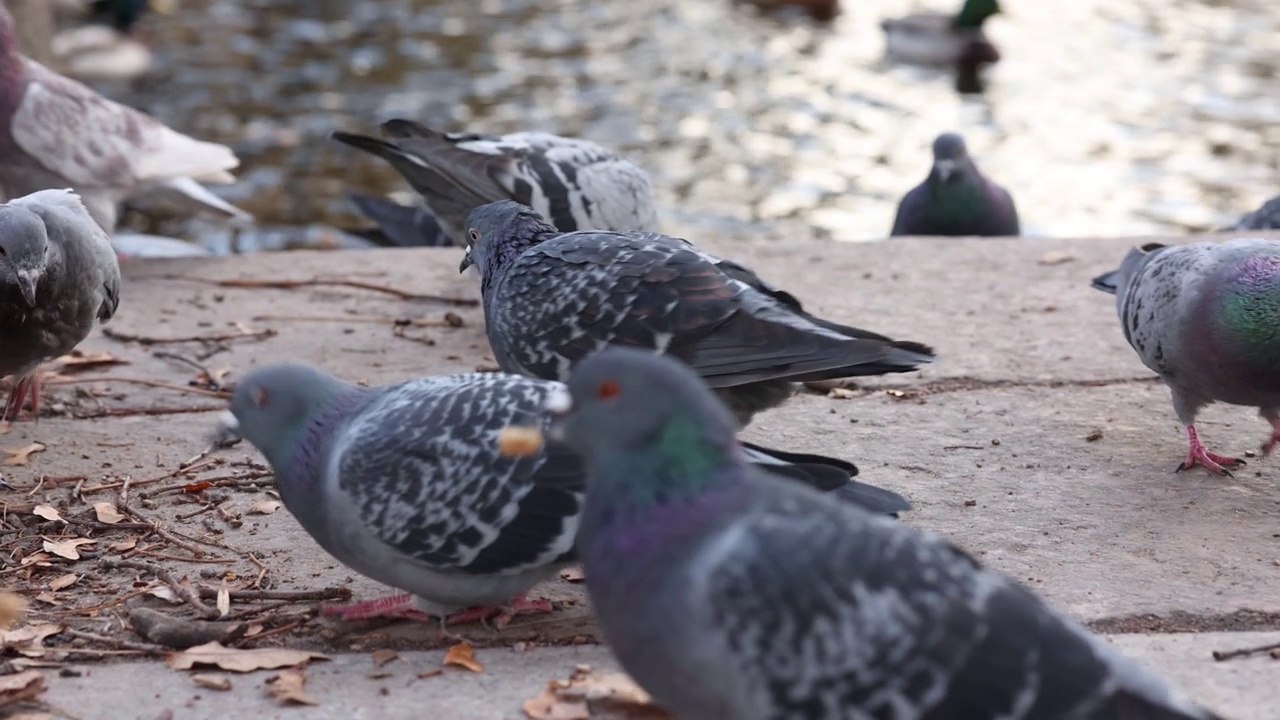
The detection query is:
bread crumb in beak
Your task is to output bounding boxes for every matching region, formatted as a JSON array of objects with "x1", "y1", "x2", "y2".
[{"x1": 498, "y1": 426, "x2": 544, "y2": 457}]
